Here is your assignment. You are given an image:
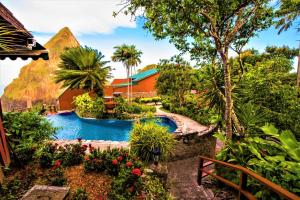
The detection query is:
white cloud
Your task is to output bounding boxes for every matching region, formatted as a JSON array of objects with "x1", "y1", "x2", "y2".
[{"x1": 3, "y1": 0, "x2": 136, "y2": 35}]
